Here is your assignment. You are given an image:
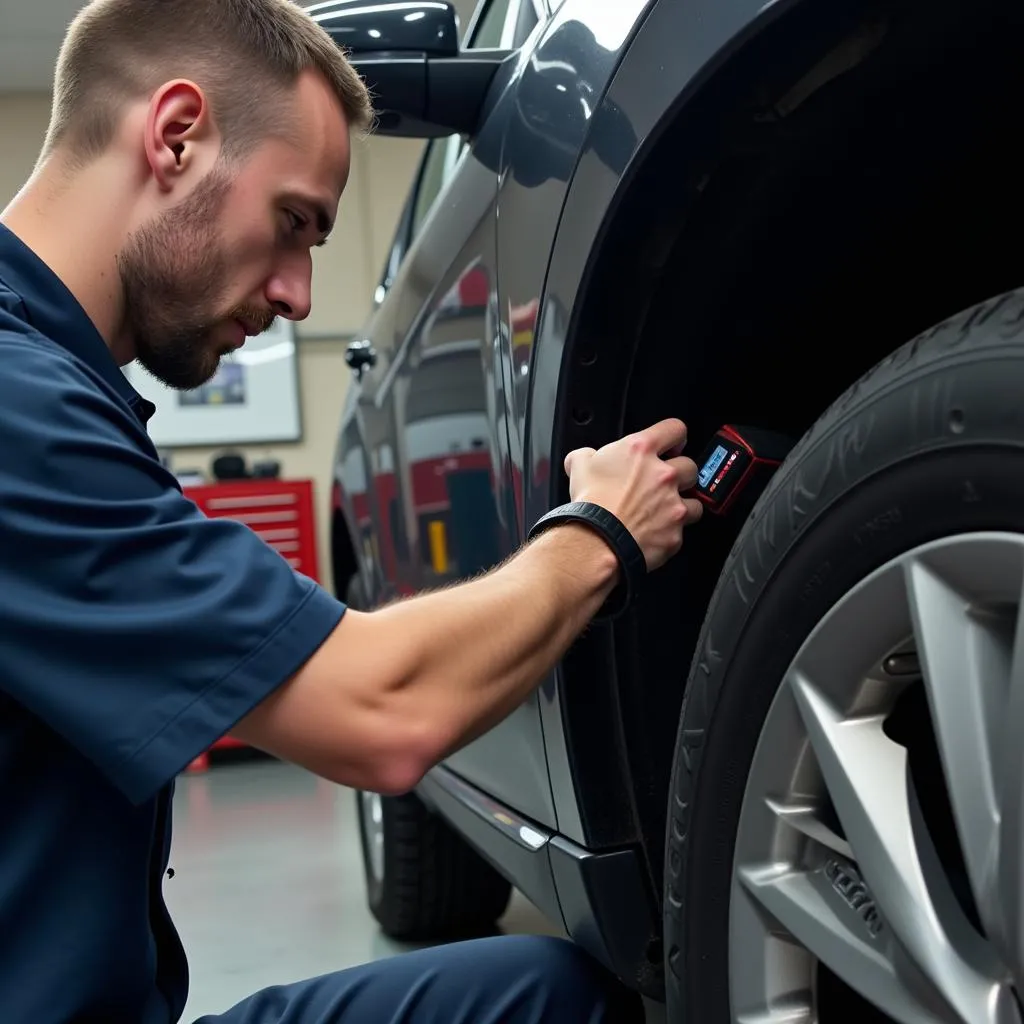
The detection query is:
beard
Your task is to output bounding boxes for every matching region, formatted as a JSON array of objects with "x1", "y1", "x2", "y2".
[{"x1": 116, "y1": 164, "x2": 275, "y2": 390}]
